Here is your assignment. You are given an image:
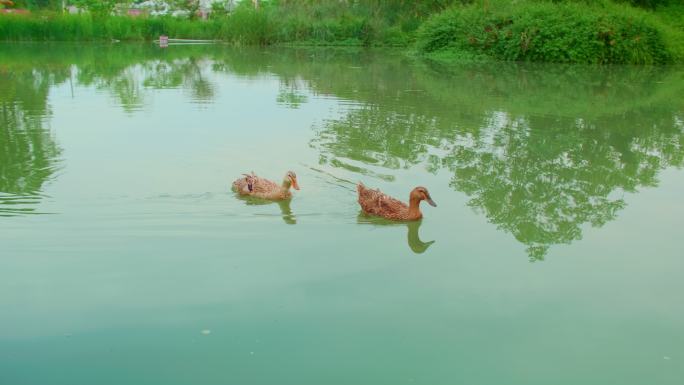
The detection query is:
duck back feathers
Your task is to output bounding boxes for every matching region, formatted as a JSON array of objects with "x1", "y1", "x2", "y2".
[{"x1": 357, "y1": 182, "x2": 417, "y2": 221}]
